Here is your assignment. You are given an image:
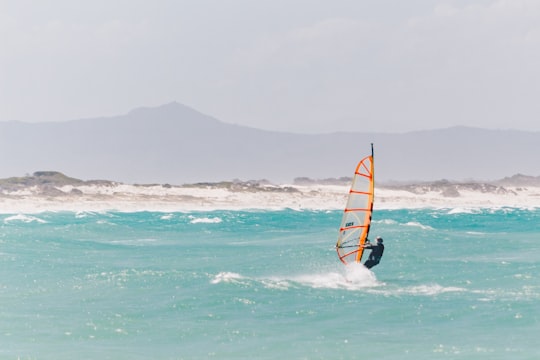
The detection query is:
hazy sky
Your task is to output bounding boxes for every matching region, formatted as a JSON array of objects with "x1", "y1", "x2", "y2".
[{"x1": 1, "y1": 0, "x2": 539, "y2": 133}]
